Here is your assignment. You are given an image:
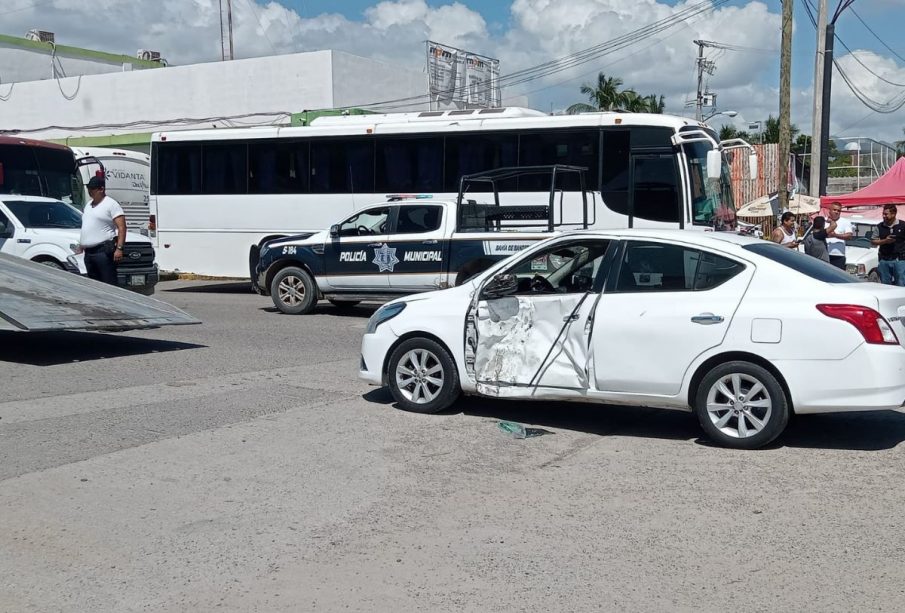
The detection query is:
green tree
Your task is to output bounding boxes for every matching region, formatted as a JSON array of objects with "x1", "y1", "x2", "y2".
[
  {"x1": 567, "y1": 73, "x2": 626, "y2": 114},
  {"x1": 566, "y1": 72, "x2": 666, "y2": 114},
  {"x1": 762, "y1": 115, "x2": 799, "y2": 144},
  {"x1": 718, "y1": 125, "x2": 751, "y2": 142}
]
